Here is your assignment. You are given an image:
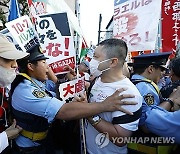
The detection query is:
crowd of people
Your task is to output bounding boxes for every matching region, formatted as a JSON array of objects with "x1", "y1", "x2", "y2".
[{"x1": 0, "y1": 34, "x2": 180, "y2": 154}]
